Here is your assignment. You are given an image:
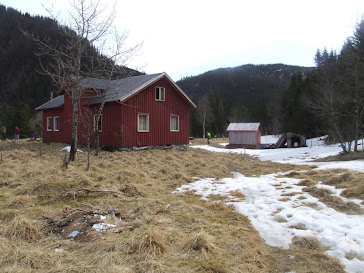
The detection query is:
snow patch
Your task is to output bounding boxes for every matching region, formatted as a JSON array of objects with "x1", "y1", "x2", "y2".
[{"x1": 174, "y1": 172, "x2": 364, "y2": 273}]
